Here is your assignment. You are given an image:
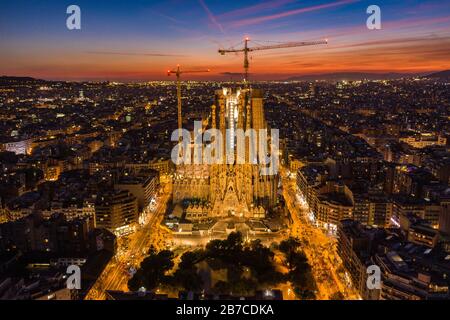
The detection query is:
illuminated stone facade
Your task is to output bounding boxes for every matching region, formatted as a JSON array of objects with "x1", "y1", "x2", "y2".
[{"x1": 172, "y1": 88, "x2": 278, "y2": 220}]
